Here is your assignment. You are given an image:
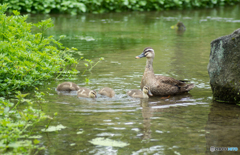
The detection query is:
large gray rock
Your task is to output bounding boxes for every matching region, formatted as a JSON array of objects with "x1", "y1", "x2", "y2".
[{"x1": 208, "y1": 29, "x2": 240, "y2": 103}]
